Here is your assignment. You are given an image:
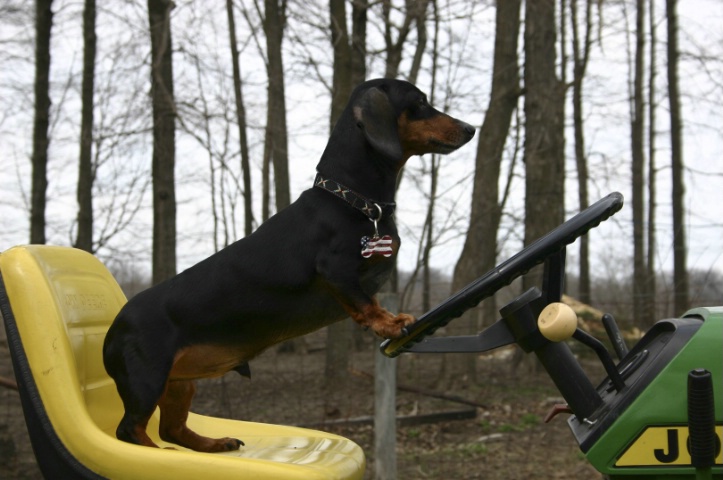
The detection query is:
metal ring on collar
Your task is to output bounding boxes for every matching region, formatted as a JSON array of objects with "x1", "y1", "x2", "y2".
[{"x1": 368, "y1": 203, "x2": 383, "y2": 222}]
